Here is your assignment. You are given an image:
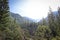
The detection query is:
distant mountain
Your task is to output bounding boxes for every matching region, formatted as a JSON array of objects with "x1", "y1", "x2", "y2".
[
  {"x1": 9, "y1": 12, "x2": 34, "y2": 26},
  {"x1": 9, "y1": 11, "x2": 58, "y2": 27},
  {"x1": 9, "y1": 12, "x2": 38, "y2": 35}
]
